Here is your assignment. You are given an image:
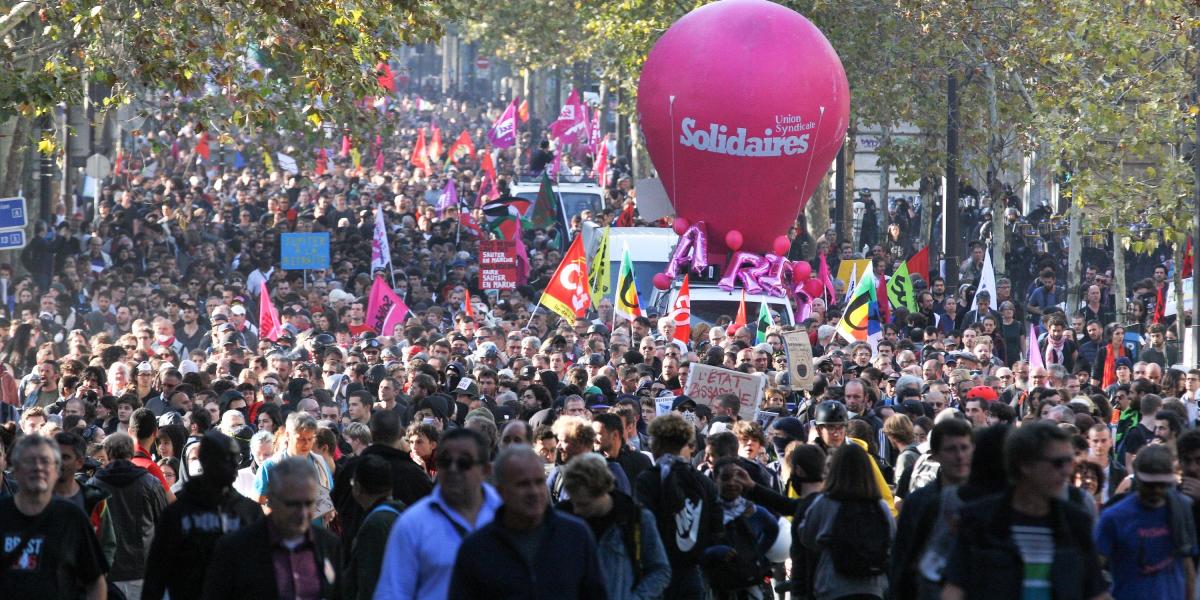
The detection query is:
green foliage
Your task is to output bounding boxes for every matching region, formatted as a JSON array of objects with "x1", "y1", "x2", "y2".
[{"x1": 0, "y1": 0, "x2": 447, "y2": 129}]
